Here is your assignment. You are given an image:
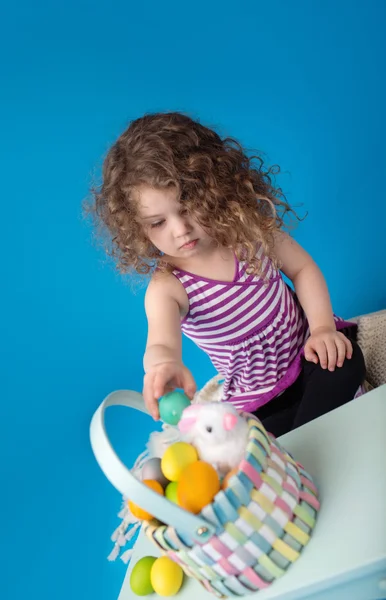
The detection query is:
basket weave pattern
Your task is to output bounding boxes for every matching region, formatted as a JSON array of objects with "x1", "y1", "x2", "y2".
[{"x1": 144, "y1": 414, "x2": 320, "y2": 597}]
